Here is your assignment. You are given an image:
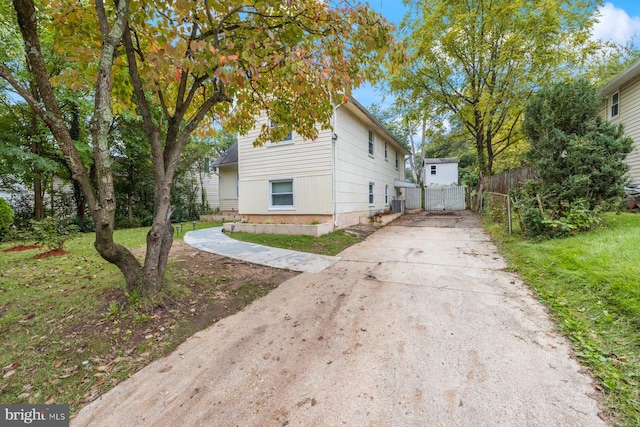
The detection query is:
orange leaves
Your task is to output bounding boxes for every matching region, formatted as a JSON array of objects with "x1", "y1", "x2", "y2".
[{"x1": 174, "y1": 69, "x2": 182, "y2": 82}]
